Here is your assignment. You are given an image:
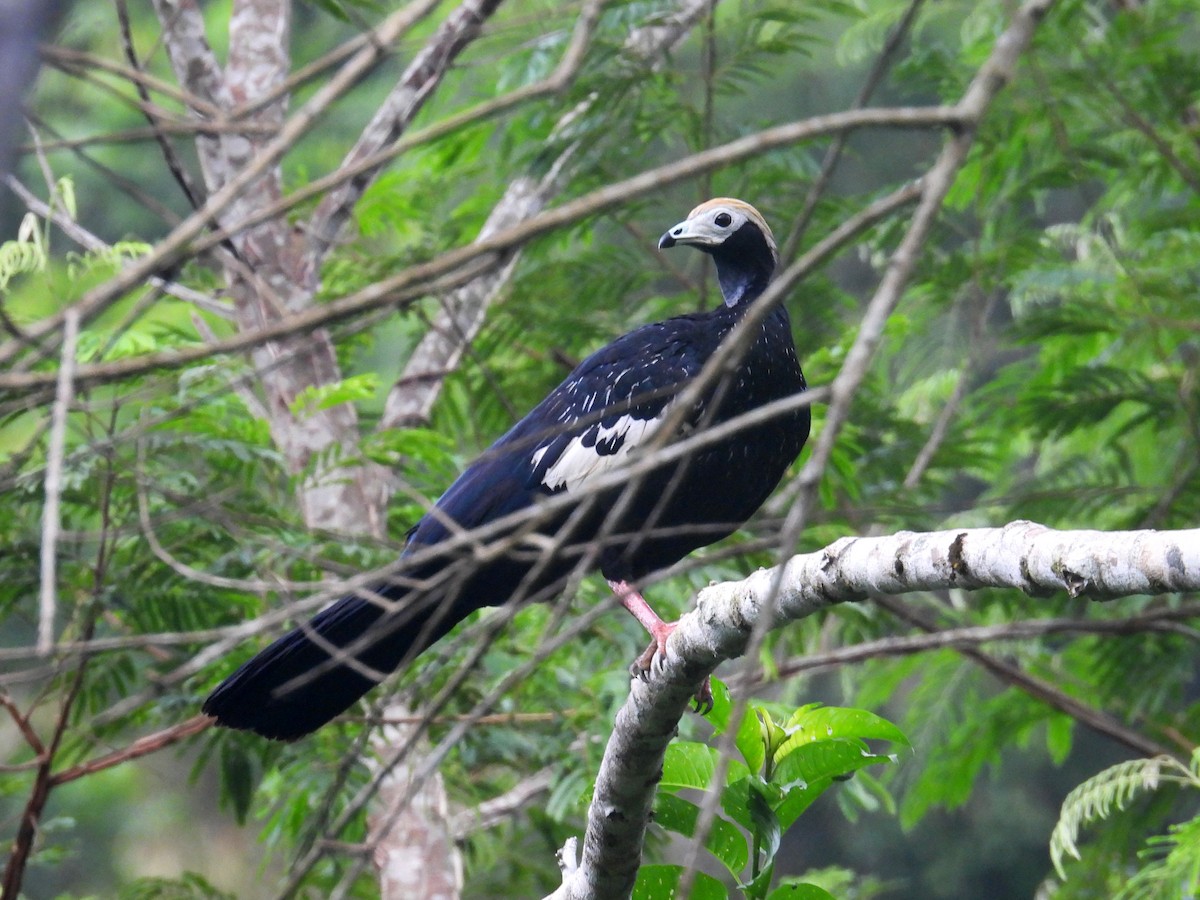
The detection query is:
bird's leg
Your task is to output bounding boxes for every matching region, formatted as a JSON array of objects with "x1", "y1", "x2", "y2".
[
  {"x1": 608, "y1": 579, "x2": 673, "y2": 671},
  {"x1": 607, "y1": 579, "x2": 713, "y2": 713}
]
